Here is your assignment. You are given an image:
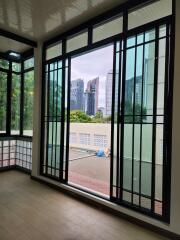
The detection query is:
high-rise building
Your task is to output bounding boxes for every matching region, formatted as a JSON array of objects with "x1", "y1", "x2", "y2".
[
  {"x1": 70, "y1": 79, "x2": 84, "y2": 111},
  {"x1": 84, "y1": 77, "x2": 99, "y2": 115},
  {"x1": 106, "y1": 71, "x2": 113, "y2": 116},
  {"x1": 125, "y1": 76, "x2": 142, "y2": 106}
]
